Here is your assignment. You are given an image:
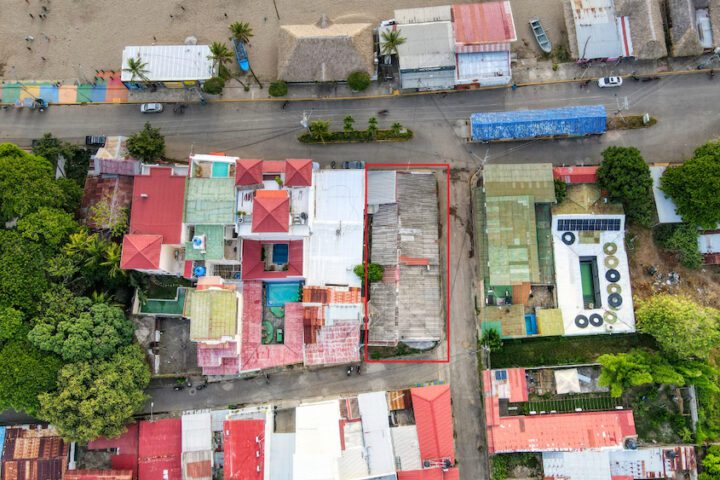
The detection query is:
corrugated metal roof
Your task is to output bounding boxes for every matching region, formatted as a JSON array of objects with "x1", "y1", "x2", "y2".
[
  {"x1": 138, "y1": 419, "x2": 182, "y2": 480},
  {"x1": 483, "y1": 164, "x2": 555, "y2": 201},
  {"x1": 64, "y1": 470, "x2": 133, "y2": 480},
  {"x1": 536, "y1": 308, "x2": 565, "y2": 336},
  {"x1": 392, "y1": 22, "x2": 455, "y2": 71},
  {"x1": 401, "y1": 69, "x2": 456, "y2": 90},
  {"x1": 411, "y1": 385, "x2": 454, "y2": 463},
  {"x1": 293, "y1": 401, "x2": 342, "y2": 480},
  {"x1": 181, "y1": 450, "x2": 212, "y2": 480},
  {"x1": 367, "y1": 171, "x2": 396, "y2": 206},
  {"x1": 358, "y1": 392, "x2": 396, "y2": 475},
  {"x1": 395, "y1": 5, "x2": 452, "y2": 23},
  {"x1": 553, "y1": 166, "x2": 599, "y2": 184},
  {"x1": 390, "y1": 425, "x2": 422, "y2": 471},
  {"x1": 121, "y1": 45, "x2": 215, "y2": 82},
  {"x1": 452, "y1": 1, "x2": 517, "y2": 45},
  {"x1": 570, "y1": 0, "x2": 632, "y2": 60},
  {"x1": 223, "y1": 419, "x2": 264, "y2": 480},
  {"x1": 397, "y1": 468, "x2": 460, "y2": 480},
  {"x1": 184, "y1": 178, "x2": 236, "y2": 225},
  {"x1": 471, "y1": 105, "x2": 607, "y2": 142},
  {"x1": 649, "y1": 166, "x2": 683, "y2": 224},
  {"x1": 456, "y1": 51, "x2": 511, "y2": 85},
  {"x1": 181, "y1": 412, "x2": 212, "y2": 452},
  {"x1": 186, "y1": 289, "x2": 238, "y2": 341},
  {"x1": 129, "y1": 167, "x2": 186, "y2": 244}
]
